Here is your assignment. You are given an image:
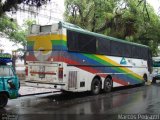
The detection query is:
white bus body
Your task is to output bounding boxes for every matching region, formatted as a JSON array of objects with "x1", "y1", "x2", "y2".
[{"x1": 25, "y1": 22, "x2": 152, "y2": 94}]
